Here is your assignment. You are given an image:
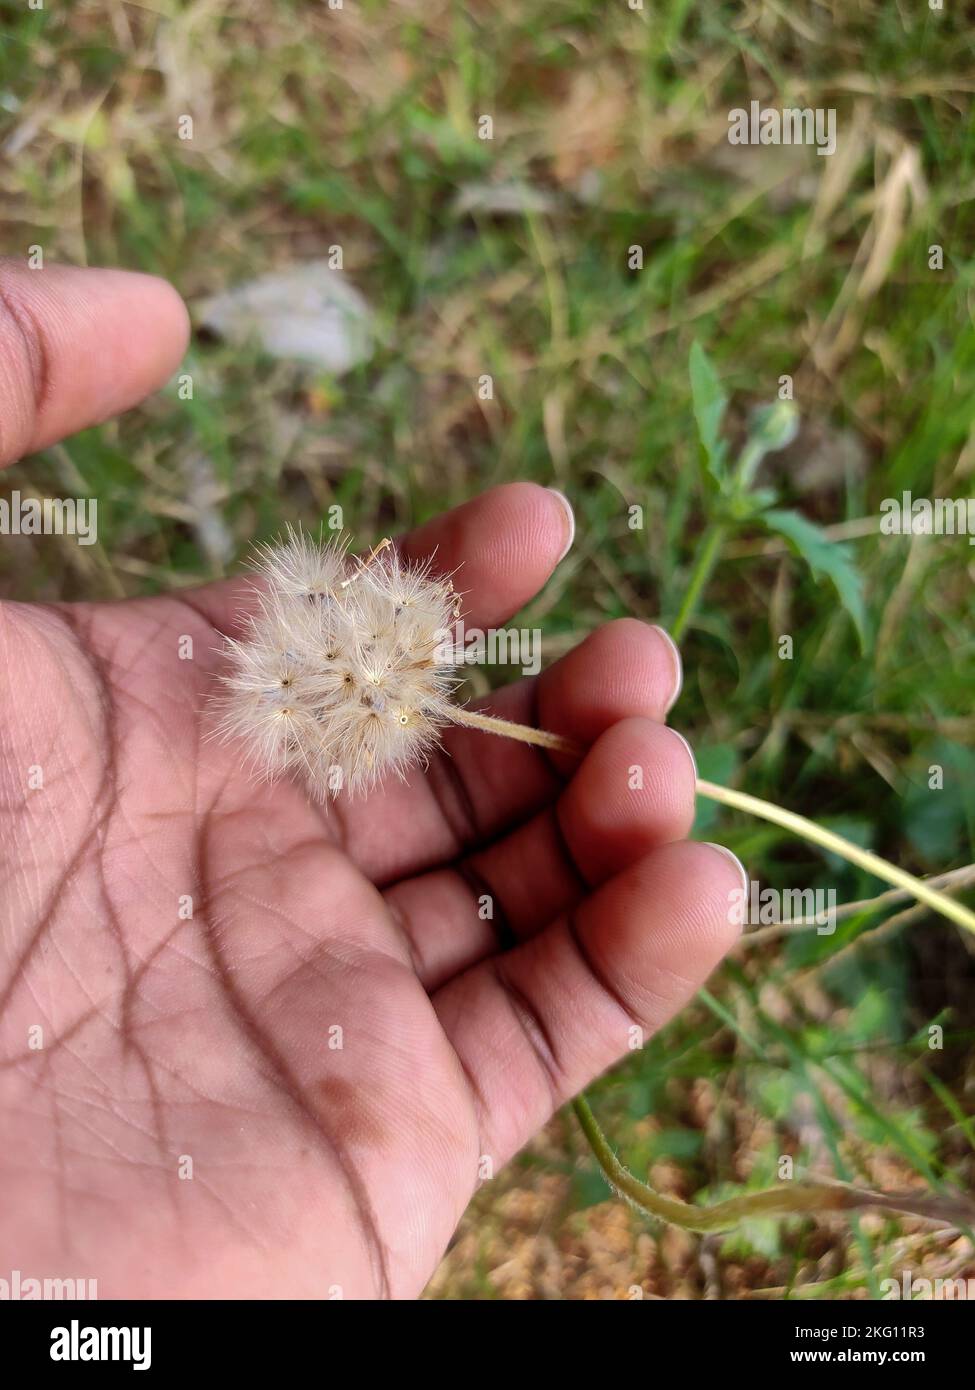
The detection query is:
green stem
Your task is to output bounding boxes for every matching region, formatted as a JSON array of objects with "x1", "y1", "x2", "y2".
[
  {"x1": 734, "y1": 438, "x2": 767, "y2": 492},
  {"x1": 671, "y1": 523, "x2": 727, "y2": 642},
  {"x1": 572, "y1": 780, "x2": 975, "y2": 1235},
  {"x1": 457, "y1": 718, "x2": 975, "y2": 938},
  {"x1": 572, "y1": 1095, "x2": 974, "y2": 1232},
  {"x1": 696, "y1": 777, "x2": 975, "y2": 938}
]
